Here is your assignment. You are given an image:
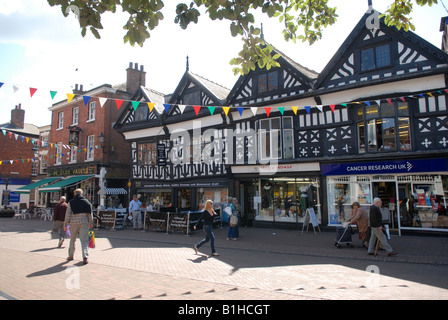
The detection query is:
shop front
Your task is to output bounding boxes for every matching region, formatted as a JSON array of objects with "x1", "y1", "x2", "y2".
[
  {"x1": 232, "y1": 162, "x2": 321, "y2": 228},
  {"x1": 135, "y1": 179, "x2": 229, "y2": 212},
  {"x1": 322, "y1": 158, "x2": 448, "y2": 234}
]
